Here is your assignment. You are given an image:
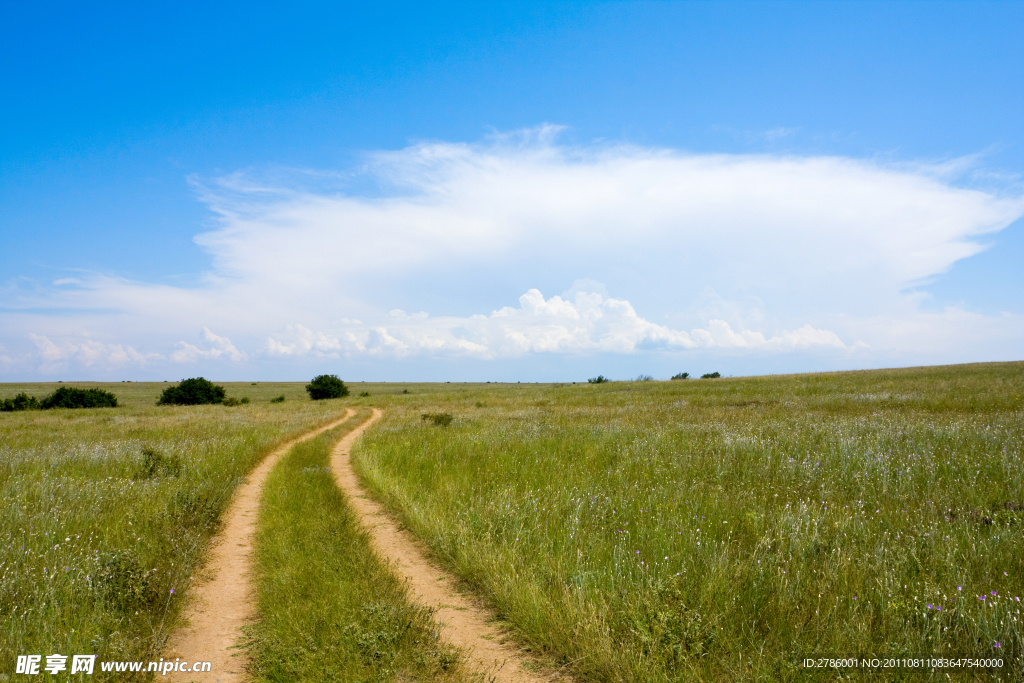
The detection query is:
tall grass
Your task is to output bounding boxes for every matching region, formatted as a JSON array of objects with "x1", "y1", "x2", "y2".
[
  {"x1": 247, "y1": 411, "x2": 465, "y2": 683},
  {"x1": 353, "y1": 363, "x2": 1024, "y2": 681},
  {"x1": 0, "y1": 382, "x2": 350, "y2": 679}
]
